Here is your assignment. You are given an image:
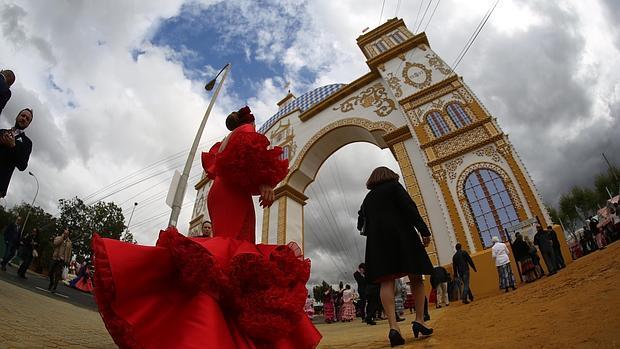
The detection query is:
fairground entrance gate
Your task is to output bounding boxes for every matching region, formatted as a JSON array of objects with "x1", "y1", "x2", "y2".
[{"x1": 191, "y1": 18, "x2": 551, "y2": 267}]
